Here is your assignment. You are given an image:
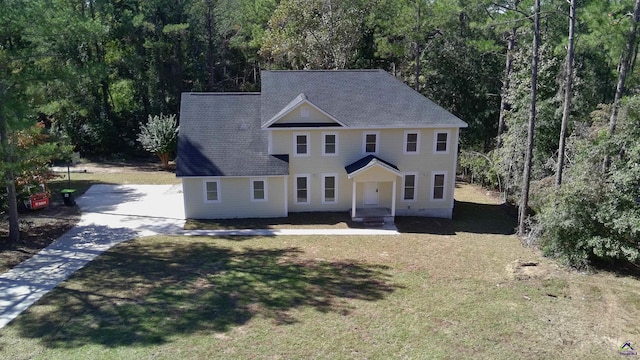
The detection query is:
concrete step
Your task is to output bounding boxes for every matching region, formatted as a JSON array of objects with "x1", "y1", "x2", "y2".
[{"x1": 362, "y1": 217, "x2": 385, "y2": 227}]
